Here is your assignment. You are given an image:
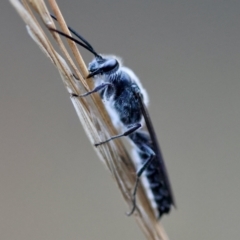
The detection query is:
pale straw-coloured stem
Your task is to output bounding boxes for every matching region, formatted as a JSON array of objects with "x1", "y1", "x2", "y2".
[{"x1": 9, "y1": 1, "x2": 170, "y2": 239}]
